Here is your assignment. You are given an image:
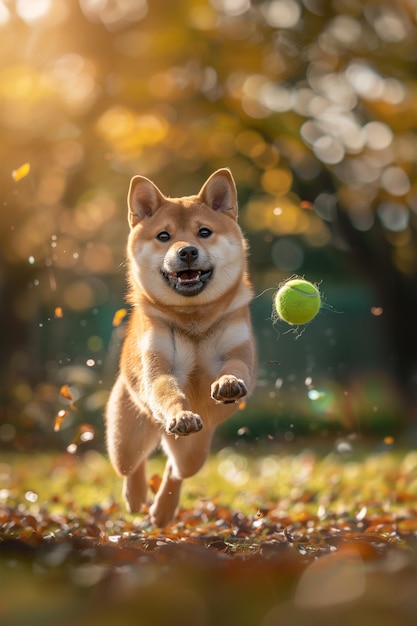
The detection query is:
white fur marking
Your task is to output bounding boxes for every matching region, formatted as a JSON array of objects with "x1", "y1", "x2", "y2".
[
  {"x1": 141, "y1": 330, "x2": 195, "y2": 388},
  {"x1": 172, "y1": 333, "x2": 196, "y2": 386},
  {"x1": 201, "y1": 320, "x2": 251, "y2": 377},
  {"x1": 220, "y1": 320, "x2": 251, "y2": 353}
]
